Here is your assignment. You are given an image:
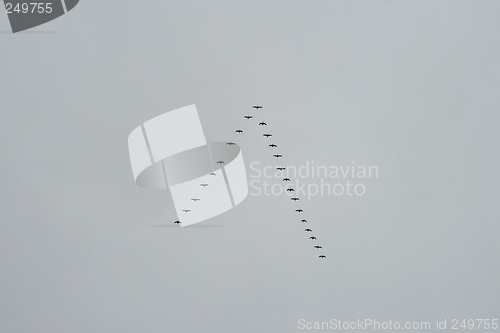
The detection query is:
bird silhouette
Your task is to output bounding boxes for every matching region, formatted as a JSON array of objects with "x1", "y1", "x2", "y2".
[
  {"x1": 235, "y1": 129, "x2": 243, "y2": 133},
  {"x1": 191, "y1": 198, "x2": 200, "y2": 202},
  {"x1": 268, "y1": 143, "x2": 277, "y2": 148},
  {"x1": 226, "y1": 141, "x2": 235, "y2": 145},
  {"x1": 286, "y1": 188, "x2": 295, "y2": 192},
  {"x1": 283, "y1": 178, "x2": 291, "y2": 182},
  {"x1": 200, "y1": 183, "x2": 209, "y2": 187},
  {"x1": 296, "y1": 209, "x2": 303, "y2": 212},
  {"x1": 244, "y1": 115, "x2": 253, "y2": 119},
  {"x1": 305, "y1": 228, "x2": 312, "y2": 232},
  {"x1": 209, "y1": 172, "x2": 216, "y2": 176},
  {"x1": 217, "y1": 160, "x2": 225, "y2": 164},
  {"x1": 273, "y1": 154, "x2": 282, "y2": 158},
  {"x1": 174, "y1": 220, "x2": 181, "y2": 225},
  {"x1": 276, "y1": 167, "x2": 286, "y2": 171},
  {"x1": 253, "y1": 105, "x2": 262, "y2": 109},
  {"x1": 263, "y1": 133, "x2": 272, "y2": 137},
  {"x1": 314, "y1": 246, "x2": 322, "y2": 249},
  {"x1": 259, "y1": 122, "x2": 267, "y2": 126},
  {"x1": 309, "y1": 236, "x2": 317, "y2": 240},
  {"x1": 182, "y1": 209, "x2": 191, "y2": 213},
  {"x1": 291, "y1": 197, "x2": 299, "y2": 201},
  {"x1": 301, "y1": 219, "x2": 307, "y2": 223},
  {"x1": 319, "y1": 255, "x2": 326, "y2": 258}
]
